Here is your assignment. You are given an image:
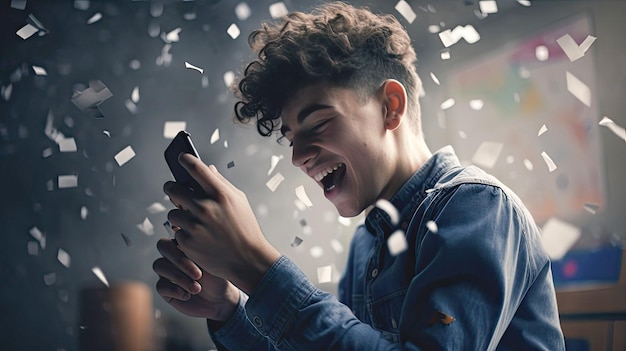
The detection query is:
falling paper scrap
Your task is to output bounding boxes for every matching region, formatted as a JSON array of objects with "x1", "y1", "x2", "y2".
[
  {"x1": 131, "y1": 86, "x2": 140, "y2": 103},
  {"x1": 598, "y1": 116, "x2": 626, "y2": 142},
  {"x1": 163, "y1": 121, "x2": 186, "y2": 139},
  {"x1": 556, "y1": 34, "x2": 596, "y2": 62},
  {"x1": 426, "y1": 220, "x2": 438, "y2": 233},
  {"x1": 538, "y1": 124, "x2": 548, "y2": 136},
  {"x1": 430, "y1": 72, "x2": 440, "y2": 85},
  {"x1": 565, "y1": 71, "x2": 591, "y2": 107},
  {"x1": 210, "y1": 128, "x2": 220, "y2": 144},
  {"x1": 540, "y1": 151, "x2": 557, "y2": 172},
  {"x1": 16, "y1": 24, "x2": 39, "y2": 40},
  {"x1": 268, "y1": 154, "x2": 284, "y2": 175},
  {"x1": 395, "y1": 0, "x2": 416, "y2": 24},
  {"x1": 58, "y1": 174, "x2": 78, "y2": 189},
  {"x1": 227, "y1": 161, "x2": 235, "y2": 168},
  {"x1": 57, "y1": 248, "x2": 71, "y2": 268},
  {"x1": 330, "y1": 239, "x2": 344, "y2": 254},
  {"x1": 32, "y1": 65, "x2": 47, "y2": 76},
  {"x1": 440, "y1": 98, "x2": 455, "y2": 110},
  {"x1": 87, "y1": 12, "x2": 102, "y2": 24},
  {"x1": 235, "y1": 2, "x2": 252, "y2": 20},
  {"x1": 479, "y1": 0, "x2": 498, "y2": 14},
  {"x1": 388, "y1": 229, "x2": 408, "y2": 256},
  {"x1": 11, "y1": 0, "x2": 27, "y2": 10},
  {"x1": 227, "y1": 23, "x2": 240, "y2": 39},
  {"x1": 310, "y1": 246, "x2": 323, "y2": 258},
  {"x1": 472, "y1": 141, "x2": 503, "y2": 169},
  {"x1": 295, "y1": 185, "x2": 313, "y2": 208},
  {"x1": 290, "y1": 236, "x2": 303, "y2": 247},
  {"x1": 185, "y1": 61, "x2": 204, "y2": 74},
  {"x1": 121, "y1": 233, "x2": 132, "y2": 247},
  {"x1": 58, "y1": 137, "x2": 77, "y2": 152},
  {"x1": 583, "y1": 203, "x2": 599, "y2": 214},
  {"x1": 439, "y1": 25, "x2": 480, "y2": 48},
  {"x1": 91, "y1": 267, "x2": 110, "y2": 287},
  {"x1": 114, "y1": 145, "x2": 136, "y2": 166},
  {"x1": 71, "y1": 80, "x2": 113, "y2": 116},
  {"x1": 541, "y1": 217, "x2": 581, "y2": 261},
  {"x1": 43, "y1": 272, "x2": 56, "y2": 286},
  {"x1": 317, "y1": 265, "x2": 332, "y2": 284},
  {"x1": 137, "y1": 217, "x2": 155, "y2": 235},
  {"x1": 269, "y1": 2, "x2": 288, "y2": 19},
  {"x1": 376, "y1": 199, "x2": 399, "y2": 226},
  {"x1": 147, "y1": 202, "x2": 167, "y2": 214},
  {"x1": 266, "y1": 172, "x2": 285, "y2": 192}
]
